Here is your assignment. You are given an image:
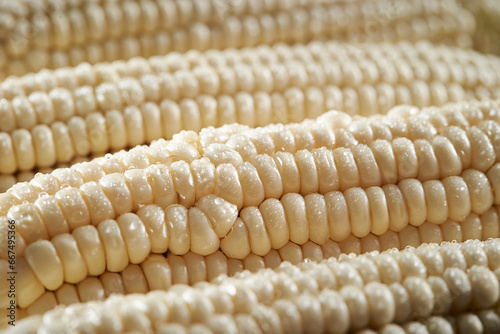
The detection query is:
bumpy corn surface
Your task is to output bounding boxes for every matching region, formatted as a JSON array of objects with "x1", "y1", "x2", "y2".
[{"x1": 2, "y1": 0, "x2": 500, "y2": 333}]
